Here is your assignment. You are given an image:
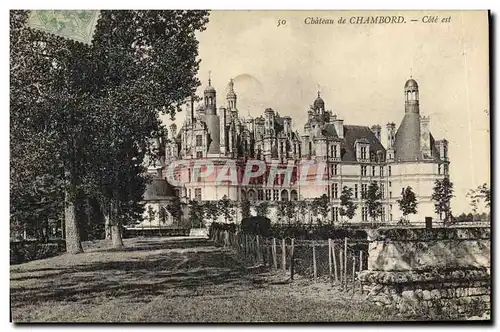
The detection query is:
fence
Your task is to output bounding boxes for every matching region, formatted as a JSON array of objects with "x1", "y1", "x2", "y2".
[{"x1": 210, "y1": 229, "x2": 368, "y2": 293}]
